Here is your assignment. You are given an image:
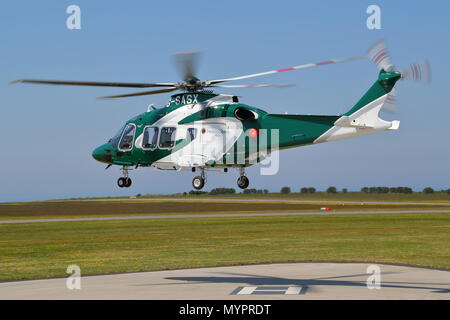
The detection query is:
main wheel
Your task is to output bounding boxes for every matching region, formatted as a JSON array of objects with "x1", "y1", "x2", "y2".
[
  {"x1": 117, "y1": 177, "x2": 126, "y2": 188},
  {"x1": 192, "y1": 176, "x2": 205, "y2": 190},
  {"x1": 237, "y1": 176, "x2": 249, "y2": 189},
  {"x1": 124, "y1": 177, "x2": 132, "y2": 188}
]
